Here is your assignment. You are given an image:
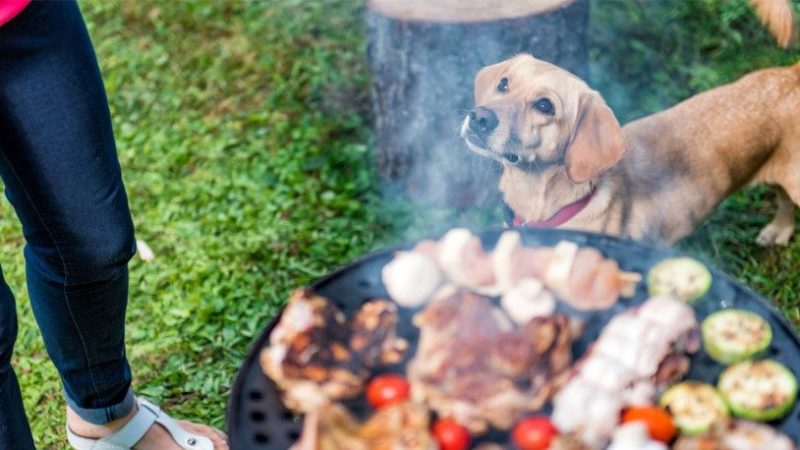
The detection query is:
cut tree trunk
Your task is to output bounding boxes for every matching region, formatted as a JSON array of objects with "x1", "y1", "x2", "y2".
[{"x1": 367, "y1": 0, "x2": 588, "y2": 207}]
